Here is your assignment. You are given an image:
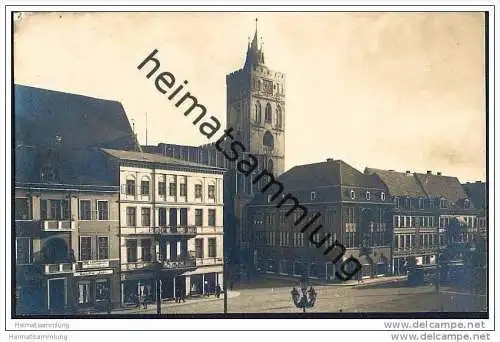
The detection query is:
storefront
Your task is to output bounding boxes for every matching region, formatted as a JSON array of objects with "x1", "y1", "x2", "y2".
[{"x1": 72, "y1": 268, "x2": 116, "y2": 312}]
